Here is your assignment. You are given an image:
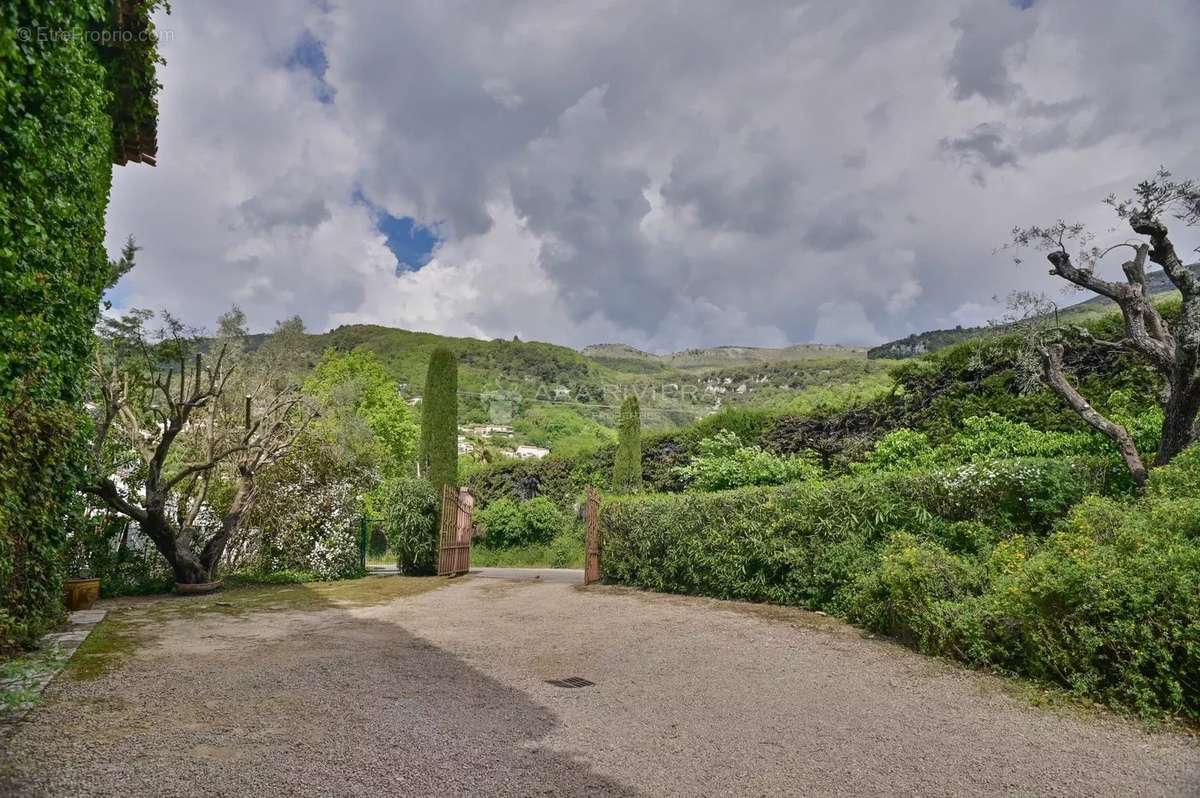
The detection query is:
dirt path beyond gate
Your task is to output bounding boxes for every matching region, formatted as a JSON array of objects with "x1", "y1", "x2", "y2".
[{"x1": 2, "y1": 575, "x2": 1197, "y2": 797}]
